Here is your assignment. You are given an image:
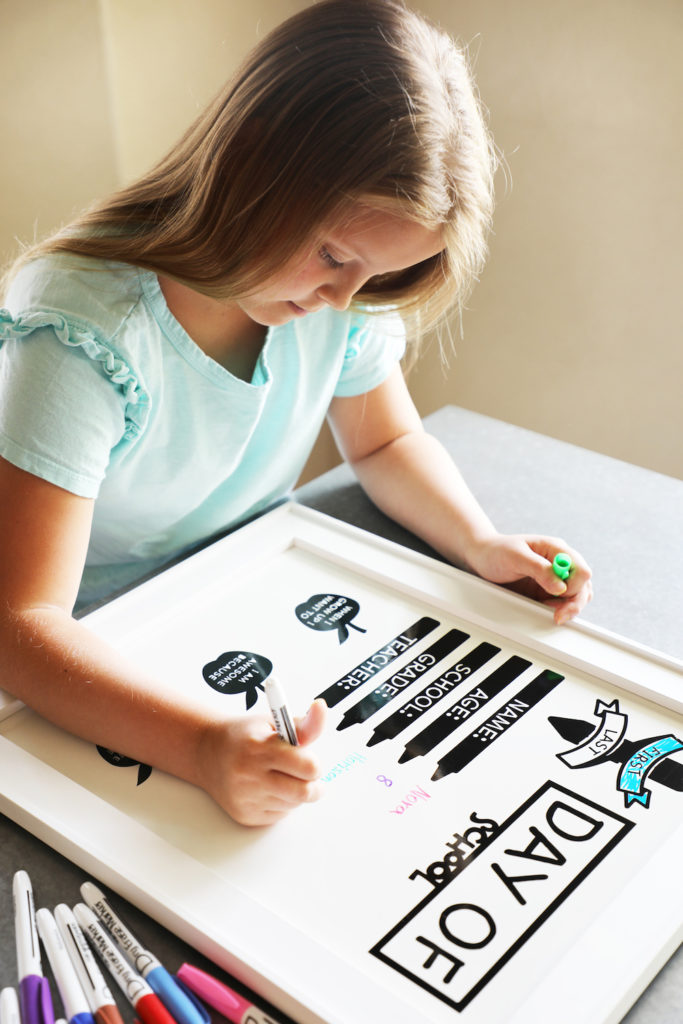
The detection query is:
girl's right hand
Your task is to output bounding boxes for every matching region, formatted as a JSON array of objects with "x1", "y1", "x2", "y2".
[{"x1": 198, "y1": 699, "x2": 327, "y2": 826}]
